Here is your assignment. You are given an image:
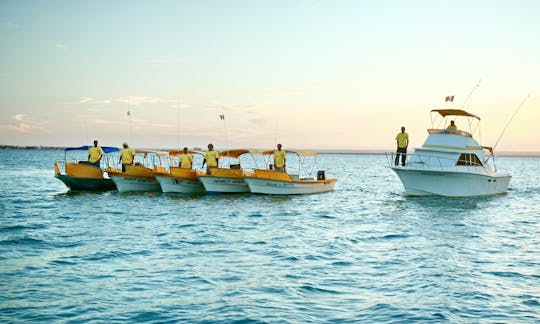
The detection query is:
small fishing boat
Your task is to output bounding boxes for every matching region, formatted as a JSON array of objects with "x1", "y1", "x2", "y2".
[
  {"x1": 244, "y1": 150, "x2": 337, "y2": 195},
  {"x1": 197, "y1": 149, "x2": 260, "y2": 193},
  {"x1": 107, "y1": 150, "x2": 168, "y2": 192},
  {"x1": 154, "y1": 150, "x2": 206, "y2": 194},
  {"x1": 387, "y1": 109, "x2": 511, "y2": 197},
  {"x1": 54, "y1": 145, "x2": 120, "y2": 191}
]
